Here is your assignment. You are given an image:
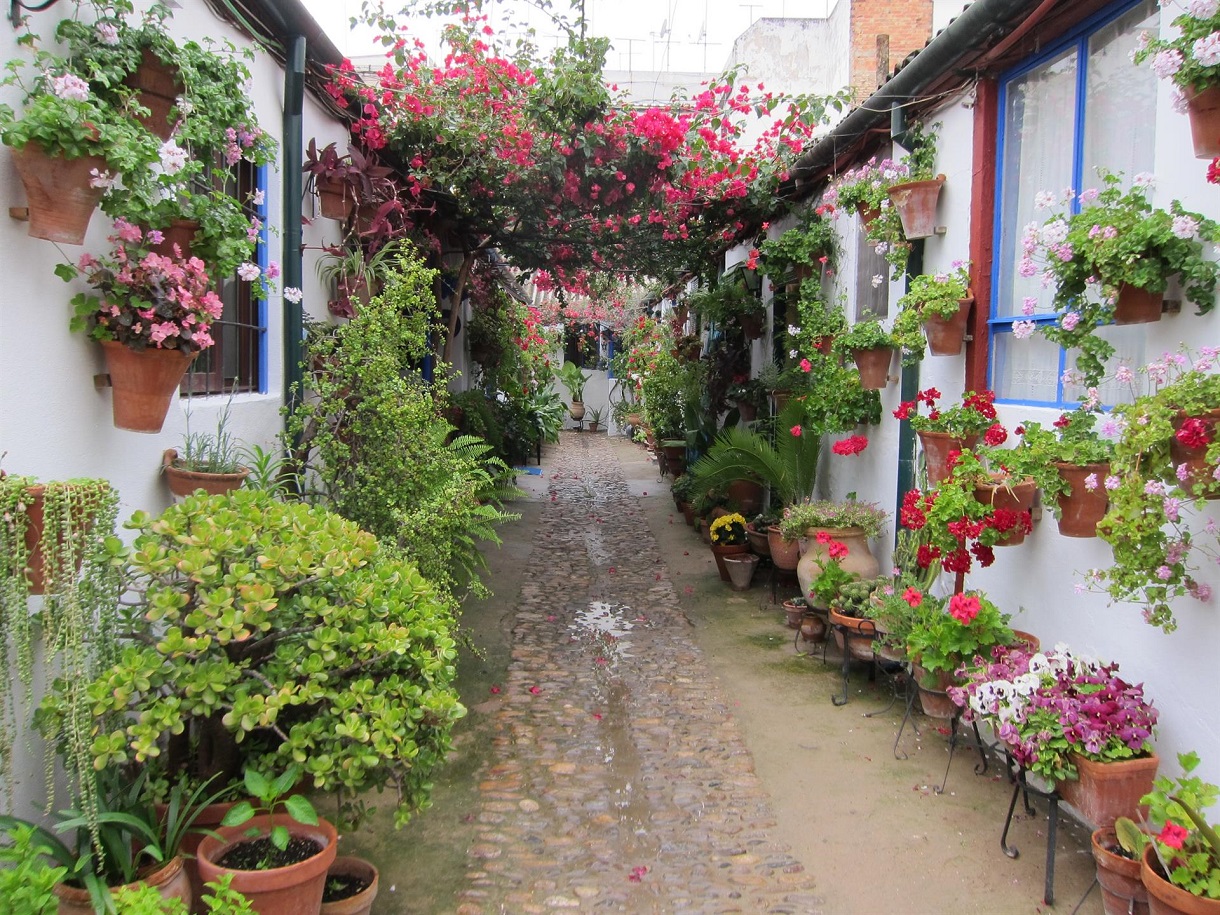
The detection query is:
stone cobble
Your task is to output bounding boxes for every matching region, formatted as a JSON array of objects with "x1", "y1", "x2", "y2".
[{"x1": 460, "y1": 433, "x2": 822, "y2": 914}]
